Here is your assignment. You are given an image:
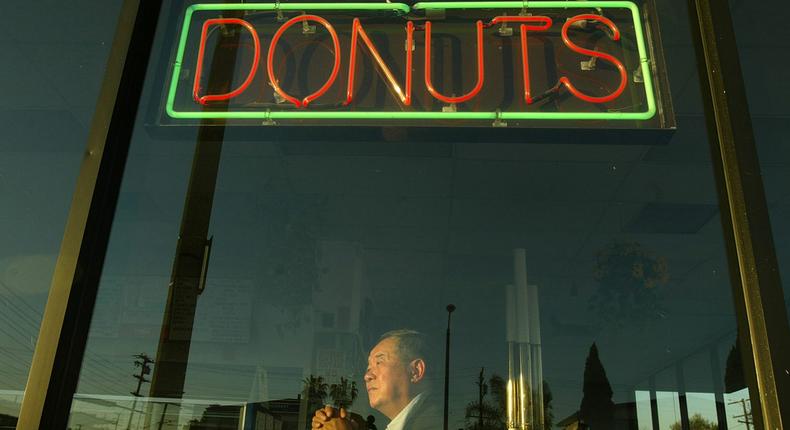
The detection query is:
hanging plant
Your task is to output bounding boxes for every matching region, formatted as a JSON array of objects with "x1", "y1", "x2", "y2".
[{"x1": 591, "y1": 241, "x2": 669, "y2": 325}]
